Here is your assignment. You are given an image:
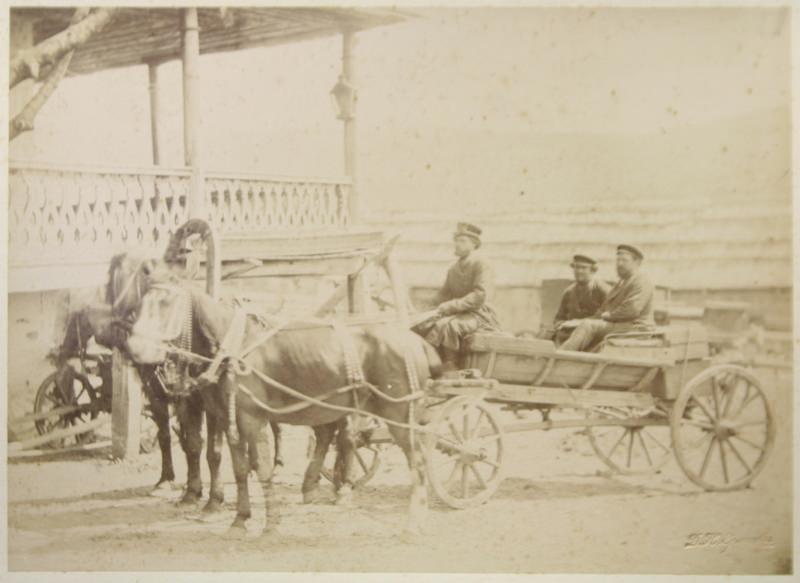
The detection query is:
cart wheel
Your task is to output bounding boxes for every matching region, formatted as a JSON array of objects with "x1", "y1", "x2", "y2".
[
  {"x1": 670, "y1": 364, "x2": 775, "y2": 492},
  {"x1": 586, "y1": 406, "x2": 672, "y2": 475},
  {"x1": 307, "y1": 430, "x2": 383, "y2": 489},
  {"x1": 320, "y1": 444, "x2": 382, "y2": 489},
  {"x1": 34, "y1": 368, "x2": 99, "y2": 448},
  {"x1": 424, "y1": 395, "x2": 505, "y2": 509}
]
